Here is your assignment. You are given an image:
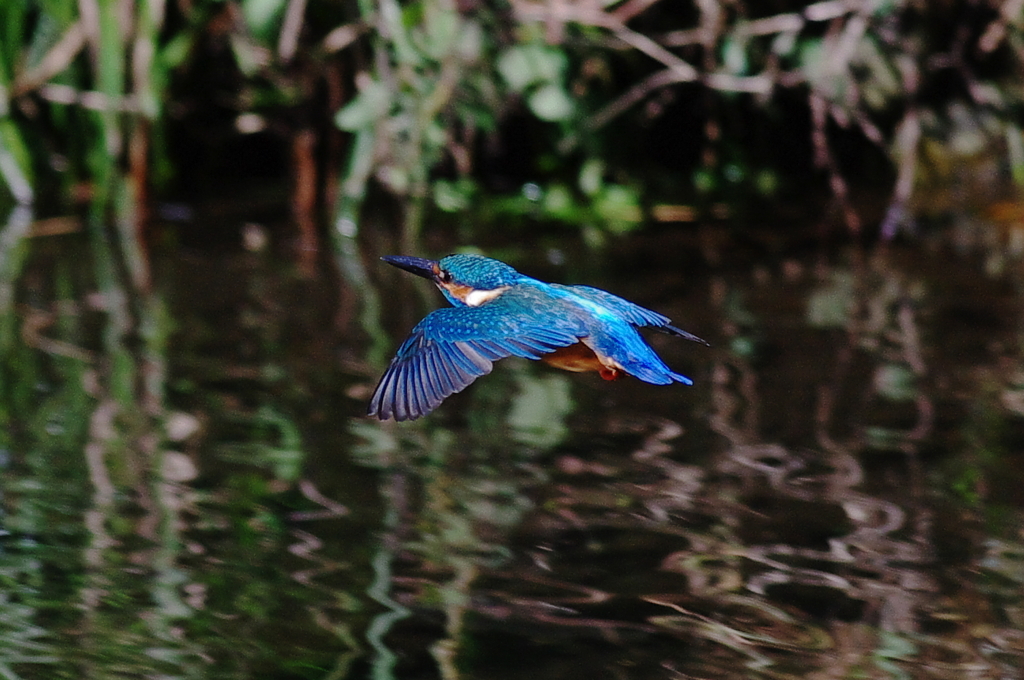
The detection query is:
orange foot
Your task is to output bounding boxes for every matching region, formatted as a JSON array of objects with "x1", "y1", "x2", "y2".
[{"x1": 599, "y1": 367, "x2": 623, "y2": 381}]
